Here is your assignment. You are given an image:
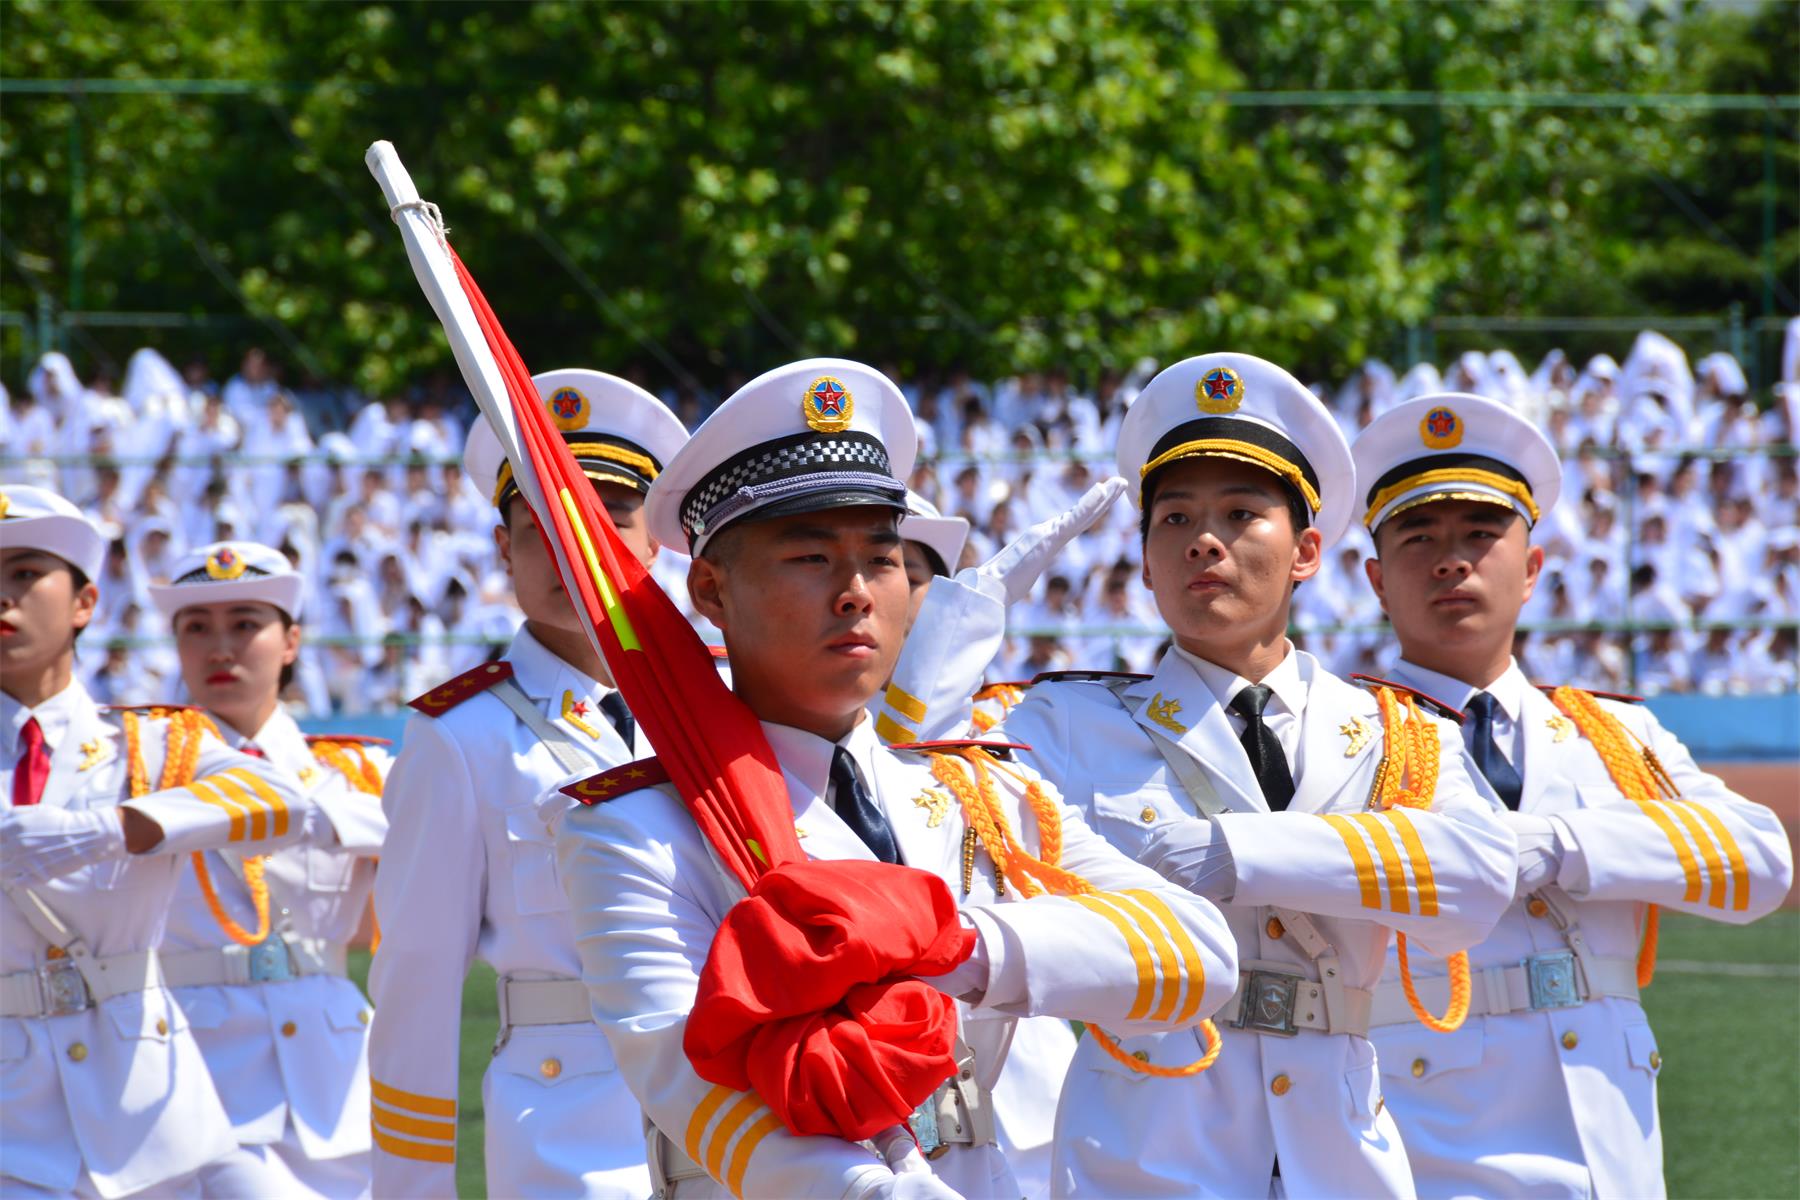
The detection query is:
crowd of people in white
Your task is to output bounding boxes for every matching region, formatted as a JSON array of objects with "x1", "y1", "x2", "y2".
[{"x1": 4, "y1": 325, "x2": 1797, "y2": 714}]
